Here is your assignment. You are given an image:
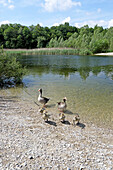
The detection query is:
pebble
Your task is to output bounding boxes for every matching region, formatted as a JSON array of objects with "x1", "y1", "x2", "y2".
[{"x1": 0, "y1": 96, "x2": 113, "y2": 169}]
